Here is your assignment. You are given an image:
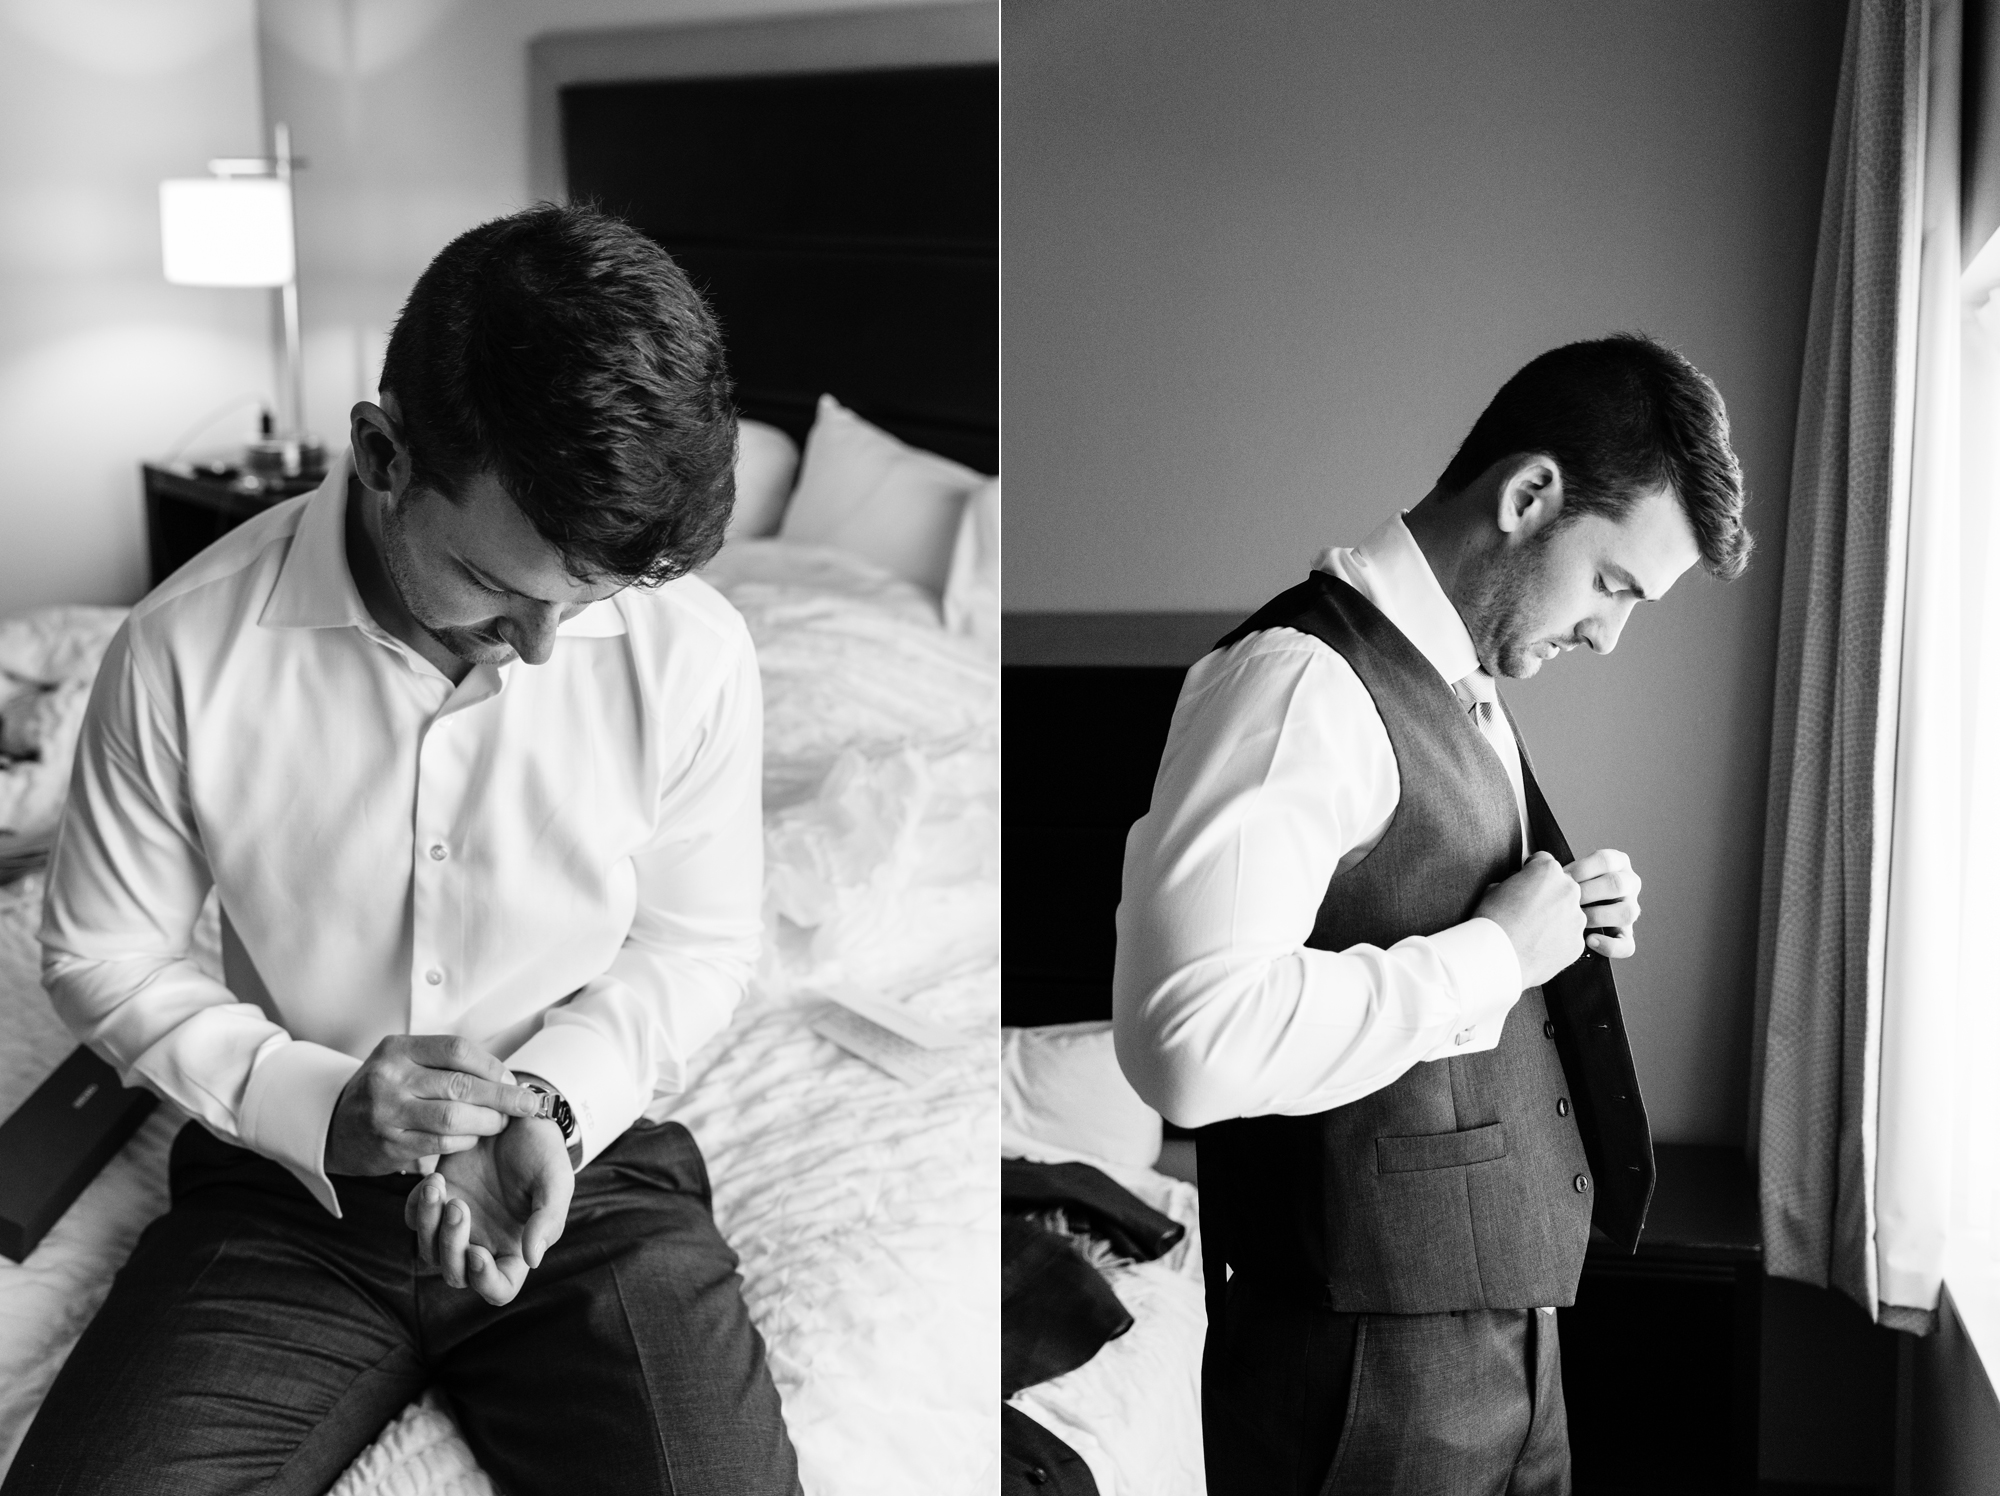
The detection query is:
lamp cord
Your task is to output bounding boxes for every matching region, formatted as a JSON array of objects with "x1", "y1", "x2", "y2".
[{"x1": 162, "y1": 393, "x2": 271, "y2": 466}]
